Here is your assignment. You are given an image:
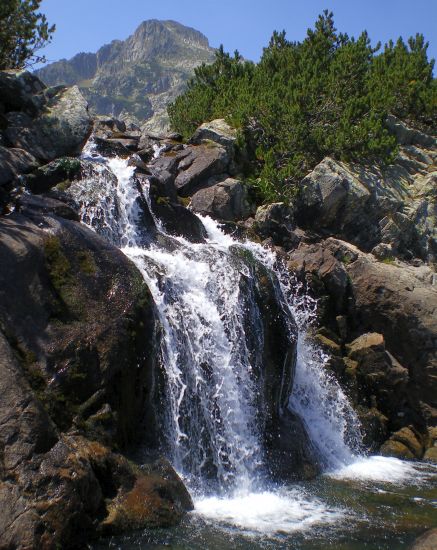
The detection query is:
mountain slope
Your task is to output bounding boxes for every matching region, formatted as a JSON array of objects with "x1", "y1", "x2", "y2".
[{"x1": 35, "y1": 20, "x2": 215, "y2": 133}]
